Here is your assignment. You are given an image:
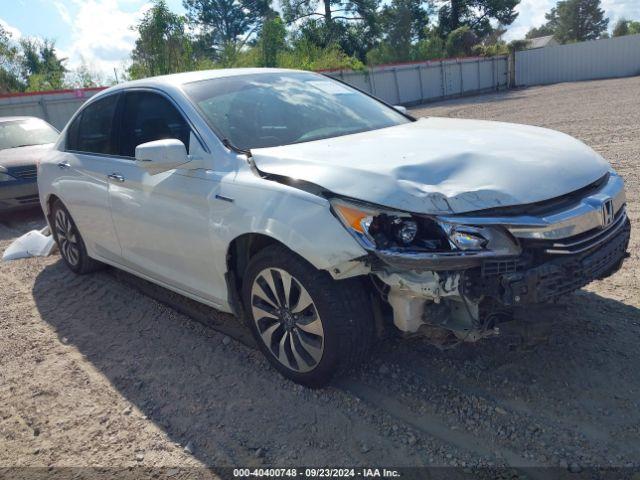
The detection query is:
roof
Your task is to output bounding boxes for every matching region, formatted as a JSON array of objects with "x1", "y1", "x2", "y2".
[
  {"x1": 527, "y1": 35, "x2": 558, "y2": 49},
  {"x1": 112, "y1": 68, "x2": 300, "y2": 90},
  {"x1": 90, "y1": 67, "x2": 306, "y2": 103}
]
